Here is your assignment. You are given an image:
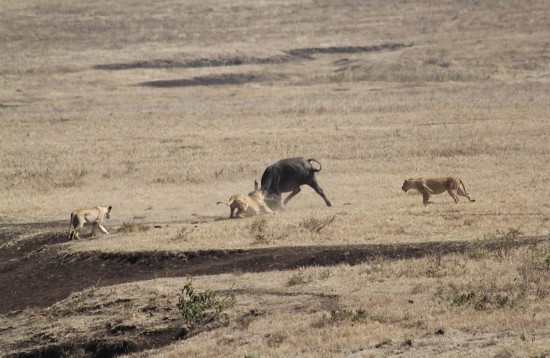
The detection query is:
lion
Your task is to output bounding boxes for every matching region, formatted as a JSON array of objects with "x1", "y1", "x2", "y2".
[
  {"x1": 402, "y1": 177, "x2": 475, "y2": 205},
  {"x1": 217, "y1": 189, "x2": 275, "y2": 218},
  {"x1": 69, "y1": 205, "x2": 112, "y2": 240}
]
